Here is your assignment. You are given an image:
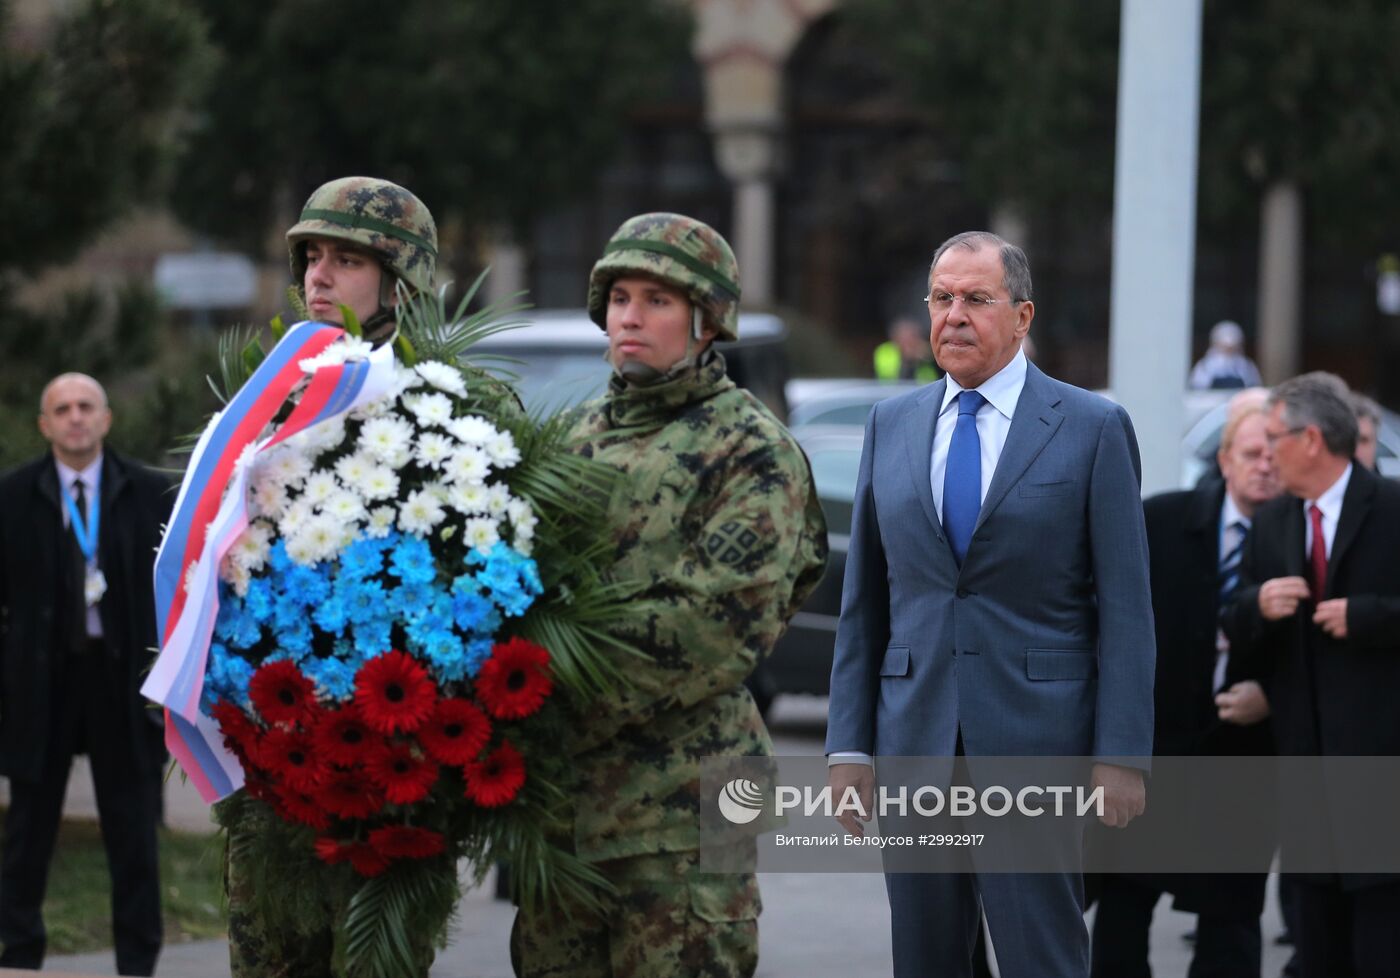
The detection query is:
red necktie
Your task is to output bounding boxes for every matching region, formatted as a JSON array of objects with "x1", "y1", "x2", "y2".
[{"x1": 1308, "y1": 504, "x2": 1327, "y2": 601}]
